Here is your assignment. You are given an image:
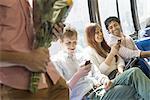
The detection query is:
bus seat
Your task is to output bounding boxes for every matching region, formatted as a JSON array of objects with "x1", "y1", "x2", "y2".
[
  {"x1": 135, "y1": 37, "x2": 150, "y2": 52},
  {"x1": 135, "y1": 37, "x2": 150, "y2": 70}
]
